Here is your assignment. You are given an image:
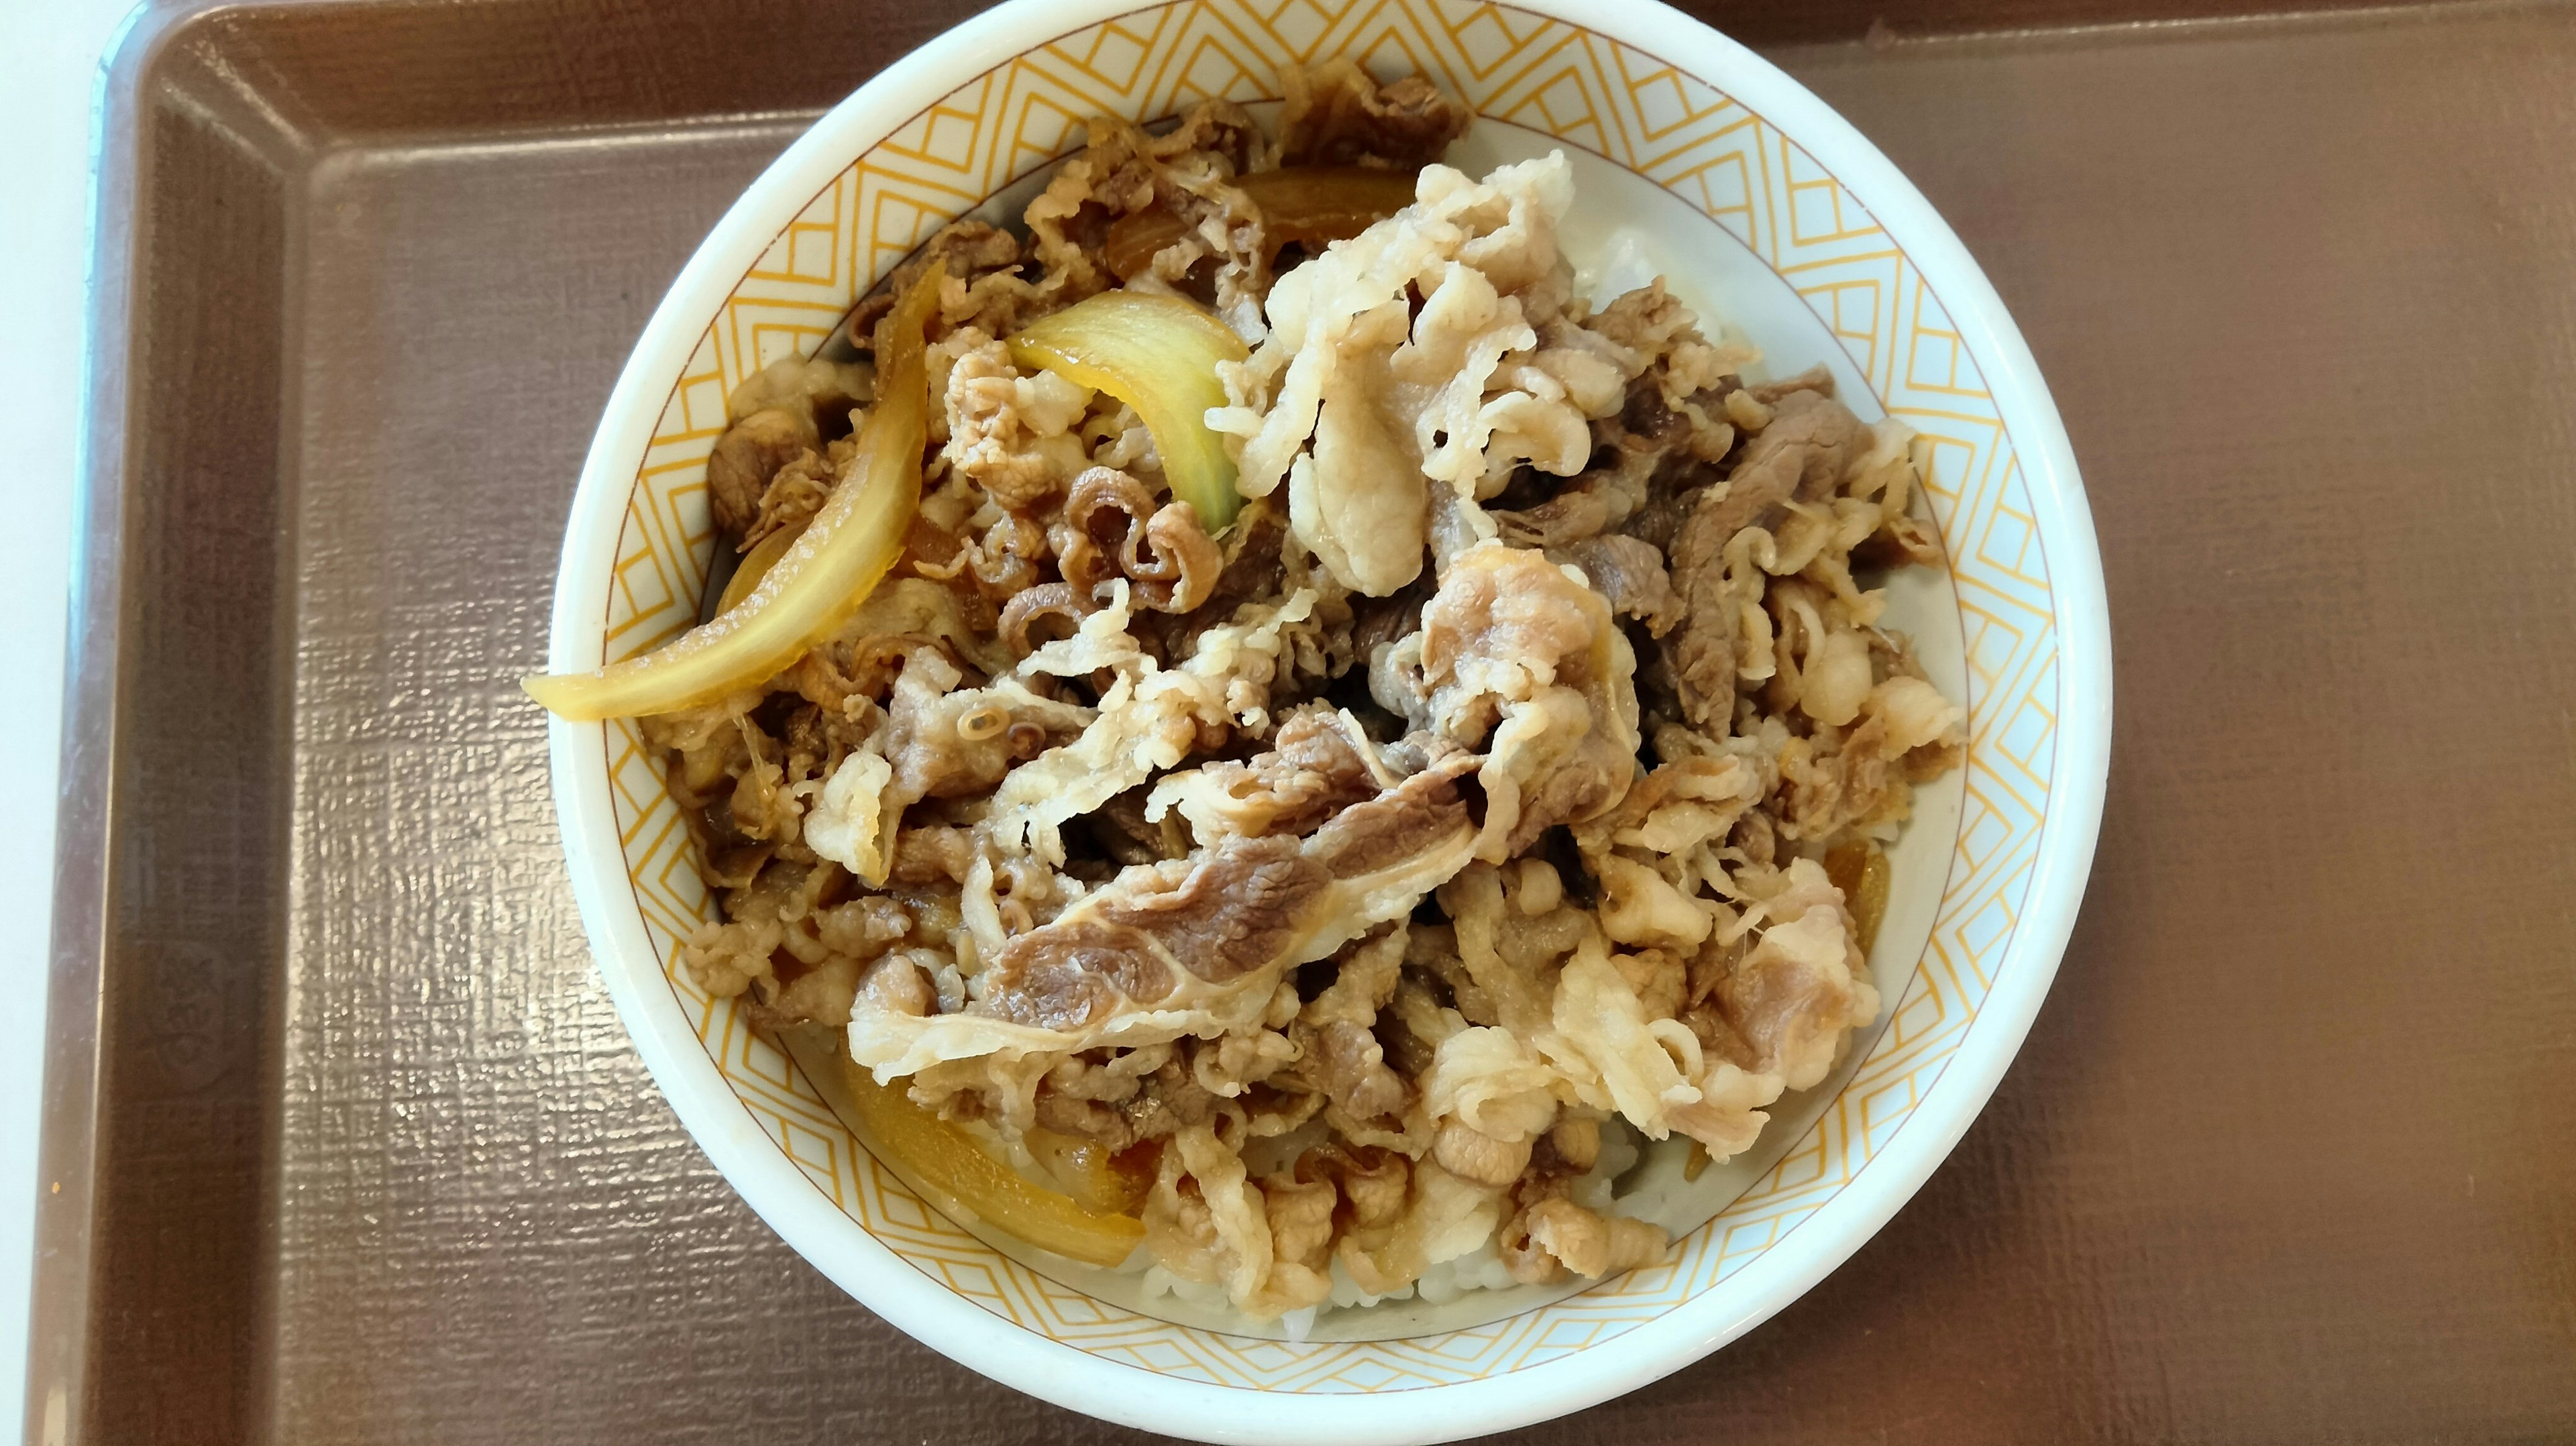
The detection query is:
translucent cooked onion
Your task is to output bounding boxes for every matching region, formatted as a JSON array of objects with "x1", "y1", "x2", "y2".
[
  {"x1": 836, "y1": 1053, "x2": 1145, "y2": 1268},
  {"x1": 523, "y1": 267, "x2": 941, "y2": 722},
  {"x1": 1822, "y1": 837, "x2": 1892, "y2": 954},
  {"x1": 1008, "y1": 291, "x2": 1250, "y2": 533},
  {"x1": 714, "y1": 520, "x2": 802, "y2": 616}
]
